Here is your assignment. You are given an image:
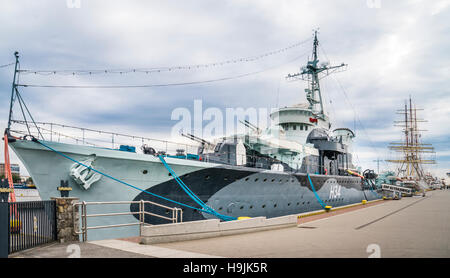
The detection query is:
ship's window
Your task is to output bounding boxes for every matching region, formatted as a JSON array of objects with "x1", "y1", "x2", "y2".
[
  {"x1": 293, "y1": 125, "x2": 297, "y2": 130},
  {"x1": 300, "y1": 125, "x2": 304, "y2": 131},
  {"x1": 297, "y1": 202, "x2": 300, "y2": 206},
  {"x1": 245, "y1": 177, "x2": 249, "y2": 181},
  {"x1": 240, "y1": 206, "x2": 244, "y2": 210},
  {"x1": 219, "y1": 207, "x2": 223, "y2": 210},
  {"x1": 205, "y1": 175, "x2": 210, "y2": 180},
  {"x1": 254, "y1": 178, "x2": 259, "y2": 182},
  {"x1": 262, "y1": 204, "x2": 266, "y2": 208},
  {"x1": 224, "y1": 177, "x2": 228, "y2": 181},
  {"x1": 271, "y1": 179, "x2": 275, "y2": 182},
  {"x1": 263, "y1": 178, "x2": 267, "y2": 182},
  {"x1": 168, "y1": 173, "x2": 172, "y2": 176},
  {"x1": 288, "y1": 203, "x2": 291, "y2": 206},
  {"x1": 274, "y1": 204, "x2": 277, "y2": 208},
  {"x1": 305, "y1": 126, "x2": 308, "y2": 131},
  {"x1": 142, "y1": 170, "x2": 148, "y2": 174},
  {"x1": 249, "y1": 205, "x2": 253, "y2": 209}
]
